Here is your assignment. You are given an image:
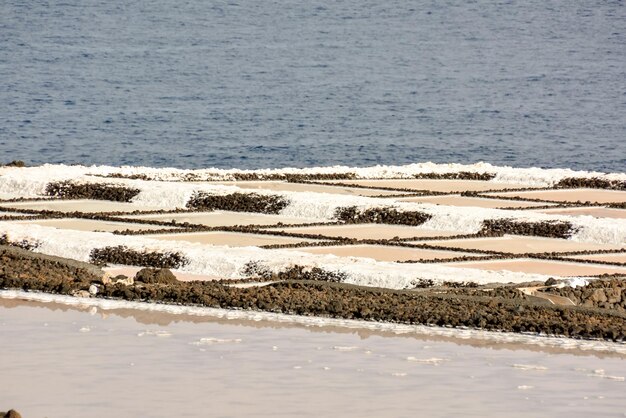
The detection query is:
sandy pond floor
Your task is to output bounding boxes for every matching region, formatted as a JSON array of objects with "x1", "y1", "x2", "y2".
[{"x1": 1, "y1": 297, "x2": 624, "y2": 418}]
